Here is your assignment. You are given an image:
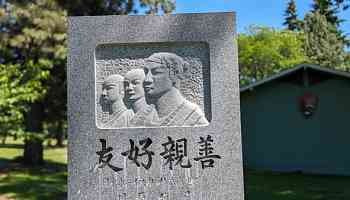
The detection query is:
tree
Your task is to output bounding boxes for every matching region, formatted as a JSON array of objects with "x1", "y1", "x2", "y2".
[
  {"x1": 283, "y1": 0, "x2": 302, "y2": 31},
  {"x1": 0, "y1": 63, "x2": 27, "y2": 144},
  {"x1": 238, "y1": 26, "x2": 309, "y2": 86},
  {"x1": 311, "y1": 0, "x2": 349, "y2": 26},
  {"x1": 311, "y1": 0, "x2": 349, "y2": 45},
  {"x1": 312, "y1": 0, "x2": 337, "y2": 24},
  {"x1": 140, "y1": 0, "x2": 175, "y2": 14},
  {"x1": 0, "y1": 0, "x2": 67, "y2": 164},
  {"x1": 334, "y1": 0, "x2": 350, "y2": 10},
  {"x1": 304, "y1": 11, "x2": 347, "y2": 69},
  {"x1": 55, "y1": 0, "x2": 175, "y2": 16},
  {"x1": 346, "y1": 52, "x2": 350, "y2": 68},
  {"x1": 1, "y1": 0, "x2": 176, "y2": 164}
]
